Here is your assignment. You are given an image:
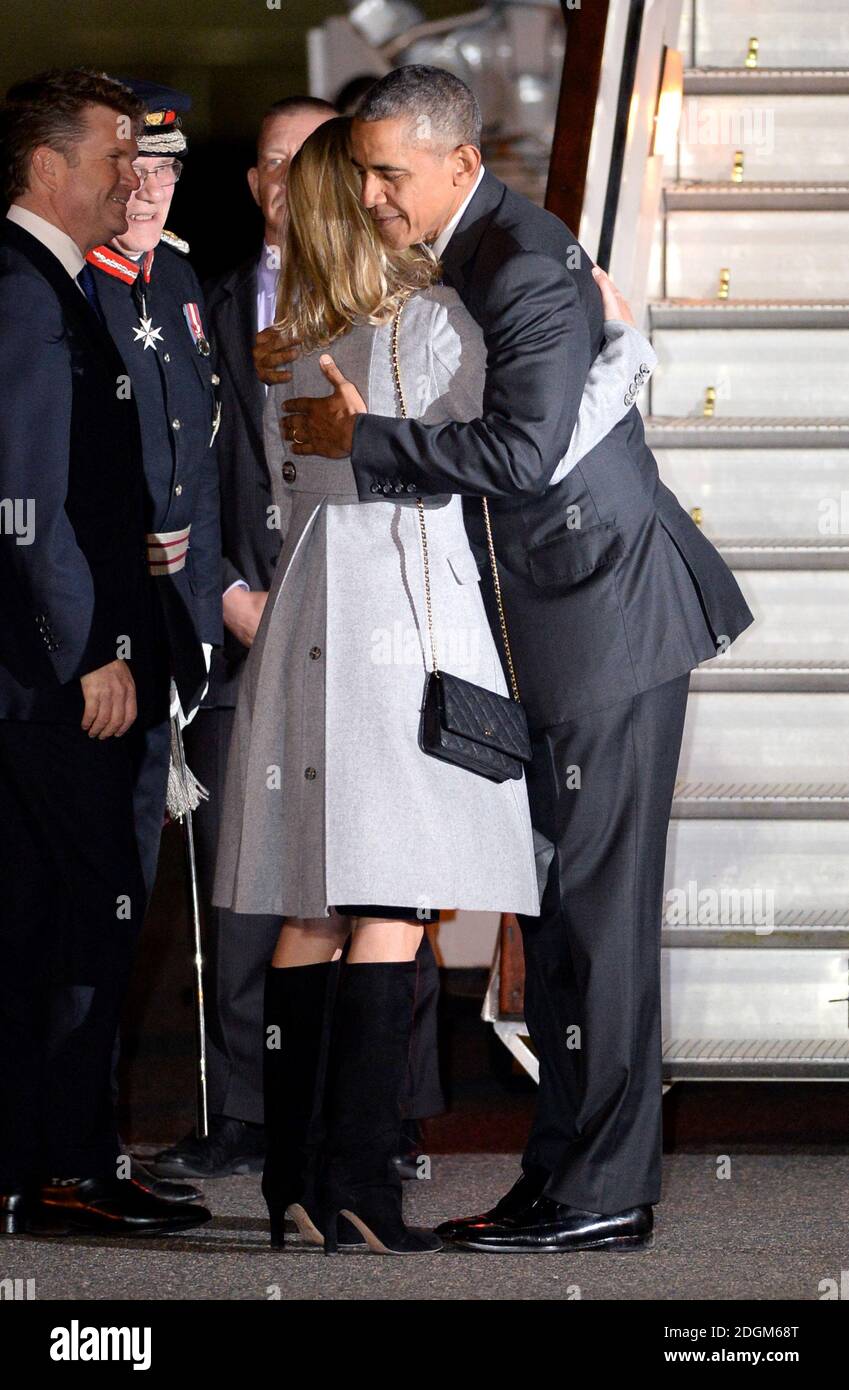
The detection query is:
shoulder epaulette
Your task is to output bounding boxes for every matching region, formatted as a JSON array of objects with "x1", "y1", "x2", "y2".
[{"x1": 161, "y1": 228, "x2": 190, "y2": 255}]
